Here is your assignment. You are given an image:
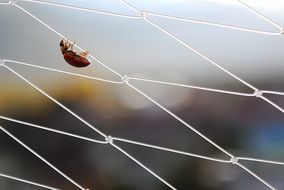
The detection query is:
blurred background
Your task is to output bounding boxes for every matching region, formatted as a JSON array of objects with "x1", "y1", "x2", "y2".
[{"x1": 0, "y1": 0, "x2": 284, "y2": 189}]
